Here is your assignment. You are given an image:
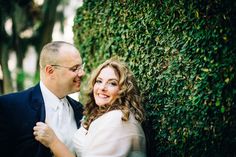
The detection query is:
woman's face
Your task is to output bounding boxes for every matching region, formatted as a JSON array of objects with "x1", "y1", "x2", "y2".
[{"x1": 93, "y1": 66, "x2": 120, "y2": 106}]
